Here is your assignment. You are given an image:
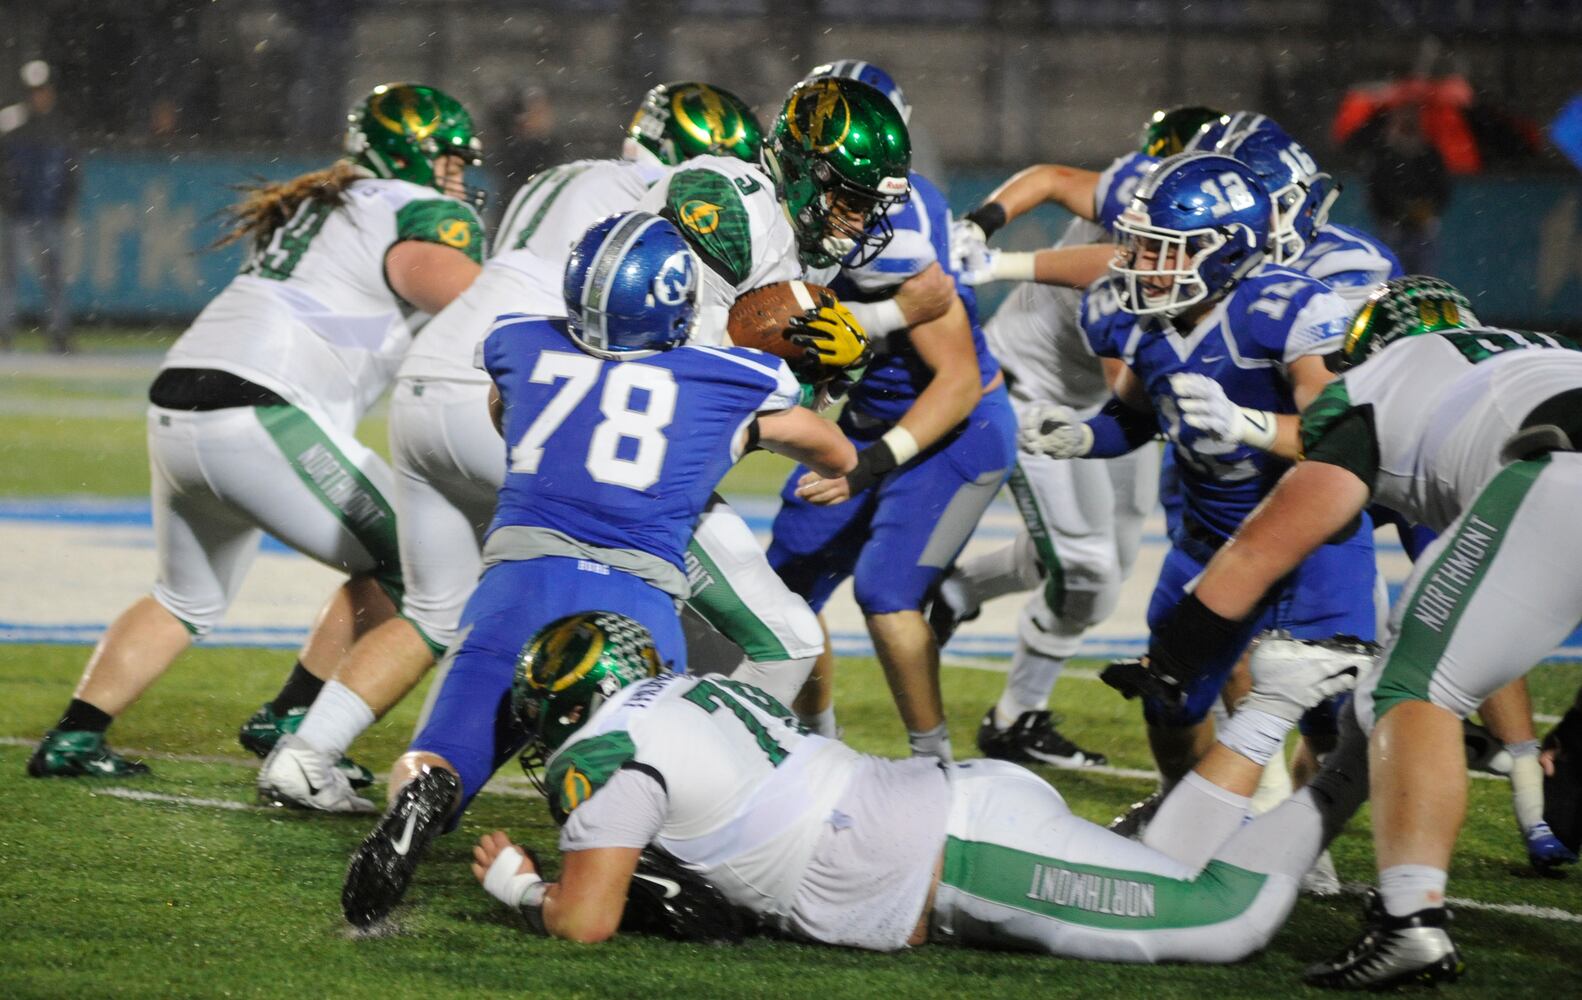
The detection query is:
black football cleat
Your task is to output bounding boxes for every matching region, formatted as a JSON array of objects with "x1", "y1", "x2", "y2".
[
  {"x1": 977, "y1": 709, "x2": 1108, "y2": 768},
  {"x1": 1304, "y1": 889, "x2": 1465, "y2": 990},
  {"x1": 341, "y1": 767, "x2": 460, "y2": 927}
]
